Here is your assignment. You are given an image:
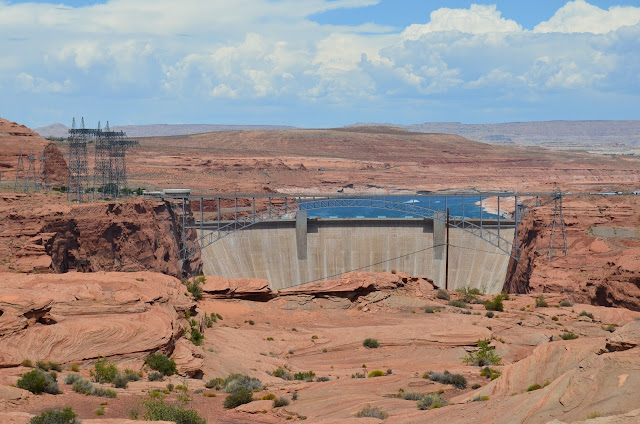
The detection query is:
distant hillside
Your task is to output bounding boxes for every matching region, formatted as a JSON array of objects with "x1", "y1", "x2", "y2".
[
  {"x1": 351, "y1": 120, "x2": 640, "y2": 154},
  {"x1": 35, "y1": 123, "x2": 297, "y2": 138}
]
